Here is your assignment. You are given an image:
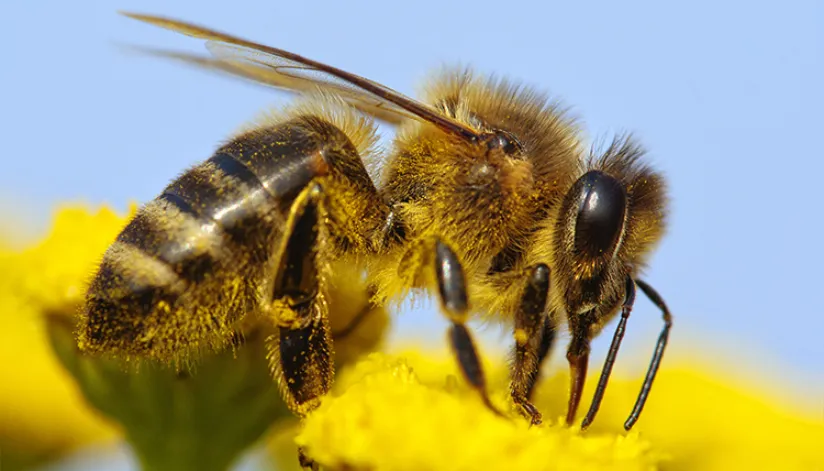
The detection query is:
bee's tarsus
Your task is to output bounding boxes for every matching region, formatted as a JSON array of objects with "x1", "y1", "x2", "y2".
[
  {"x1": 274, "y1": 317, "x2": 332, "y2": 409},
  {"x1": 448, "y1": 323, "x2": 484, "y2": 388},
  {"x1": 448, "y1": 322, "x2": 504, "y2": 417}
]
